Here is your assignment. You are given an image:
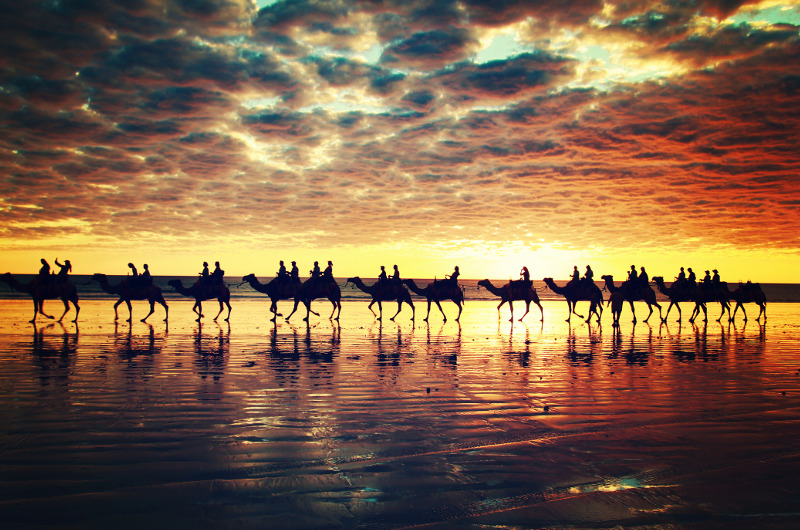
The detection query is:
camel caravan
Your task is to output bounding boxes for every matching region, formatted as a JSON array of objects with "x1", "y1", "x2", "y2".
[{"x1": 2, "y1": 258, "x2": 768, "y2": 326}]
